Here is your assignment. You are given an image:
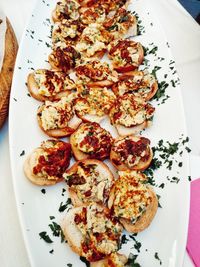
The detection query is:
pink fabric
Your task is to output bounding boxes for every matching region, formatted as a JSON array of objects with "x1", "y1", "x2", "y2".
[{"x1": 187, "y1": 178, "x2": 200, "y2": 267}]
